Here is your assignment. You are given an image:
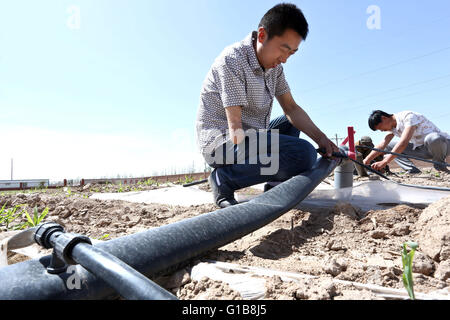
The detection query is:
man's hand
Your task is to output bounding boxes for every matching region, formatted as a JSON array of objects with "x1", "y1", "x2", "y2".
[
  {"x1": 371, "y1": 160, "x2": 389, "y2": 171},
  {"x1": 363, "y1": 133, "x2": 394, "y2": 166},
  {"x1": 317, "y1": 135, "x2": 340, "y2": 158}
]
